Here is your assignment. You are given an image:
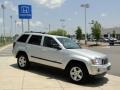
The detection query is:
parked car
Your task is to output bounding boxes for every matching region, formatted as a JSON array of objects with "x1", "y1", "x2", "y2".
[
  {"x1": 71, "y1": 38, "x2": 80, "y2": 45},
  {"x1": 103, "y1": 38, "x2": 109, "y2": 42},
  {"x1": 109, "y1": 37, "x2": 118, "y2": 46},
  {"x1": 12, "y1": 32, "x2": 111, "y2": 83}
]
